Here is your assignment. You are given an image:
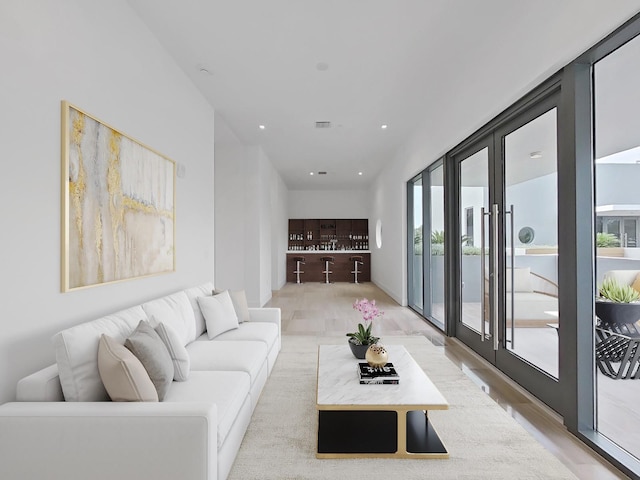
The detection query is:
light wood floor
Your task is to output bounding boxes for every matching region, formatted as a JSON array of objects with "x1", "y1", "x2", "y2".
[{"x1": 266, "y1": 281, "x2": 630, "y2": 480}]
